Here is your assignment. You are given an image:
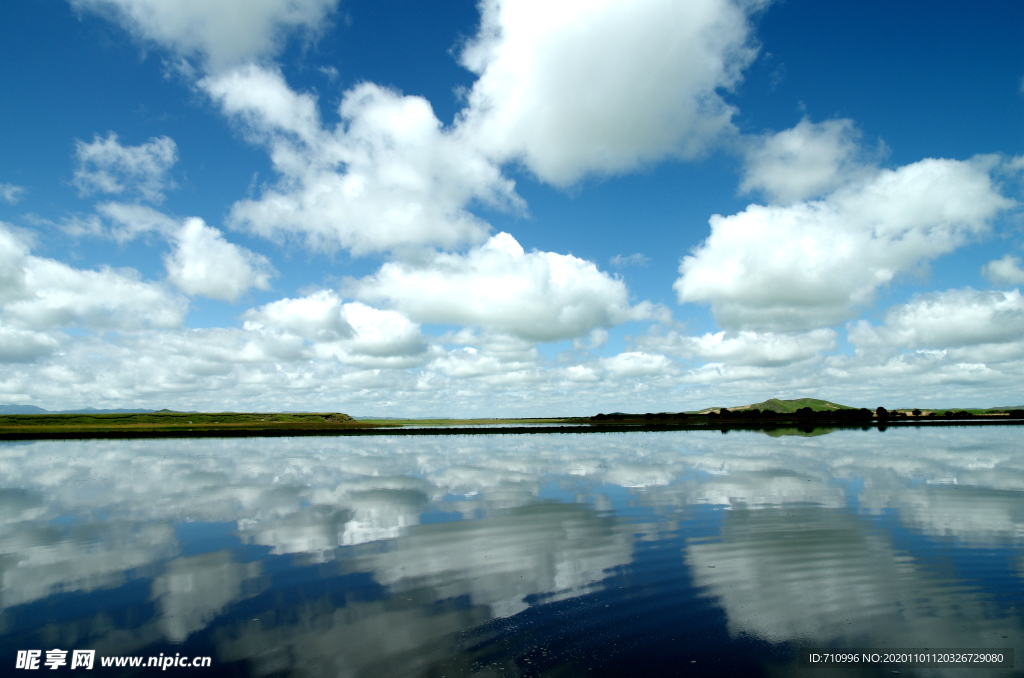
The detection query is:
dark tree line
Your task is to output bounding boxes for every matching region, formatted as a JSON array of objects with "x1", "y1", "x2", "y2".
[{"x1": 591, "y1": 408, "x2": 1024, "y2": 422}]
